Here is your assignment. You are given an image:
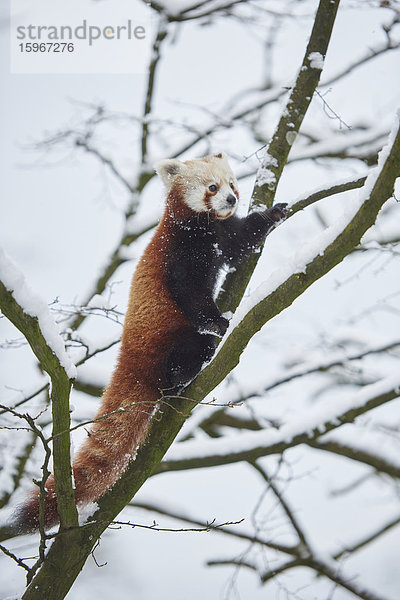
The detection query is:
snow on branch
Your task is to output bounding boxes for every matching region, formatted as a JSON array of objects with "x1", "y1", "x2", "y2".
[
  {"x1": 307, "y1": 435, "x2": 400, "y2": 480},
  {"x1": 288, "y1": 122, "x2": 390, "y2": 164},
  {"x1": 161, "y1": 371, "x2": 400, "y2": 470},
  {"x1": 0, "y1": 247, "x2": 78, "y2": 531},
  {"x1": 0, "y1": 247, "x2": 76, "y2": 379}
]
